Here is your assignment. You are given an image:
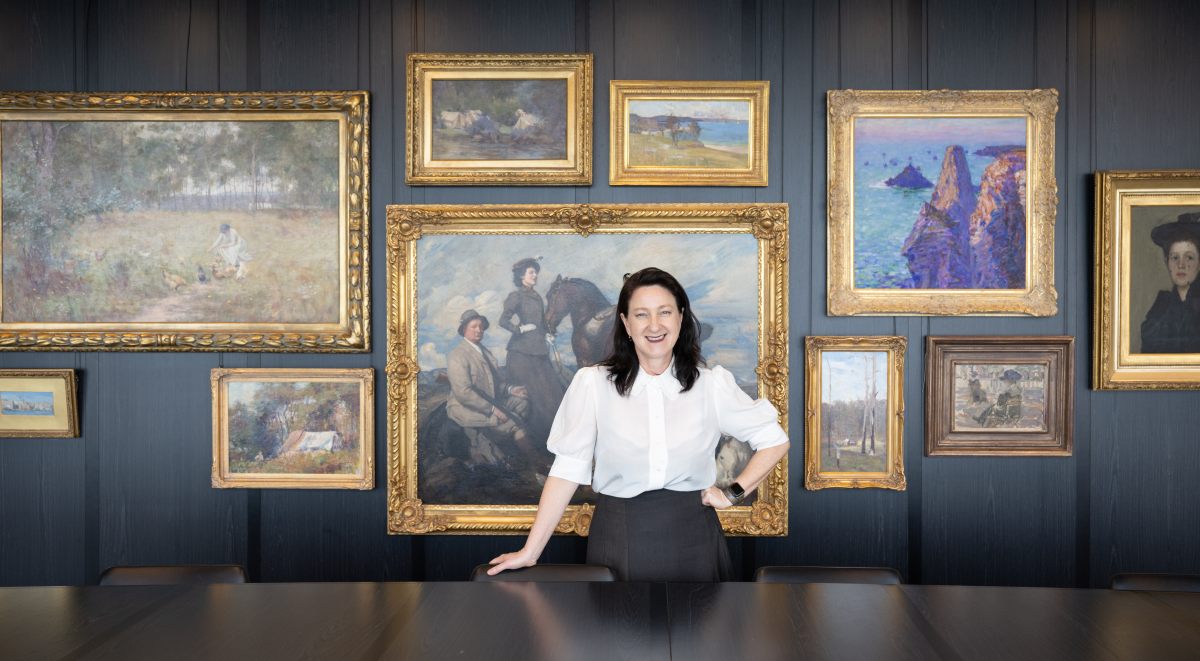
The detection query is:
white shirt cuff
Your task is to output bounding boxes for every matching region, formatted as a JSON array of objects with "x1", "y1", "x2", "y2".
[{"x1": 548, "y1": 454, "x2": 592, "y2": 485}]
